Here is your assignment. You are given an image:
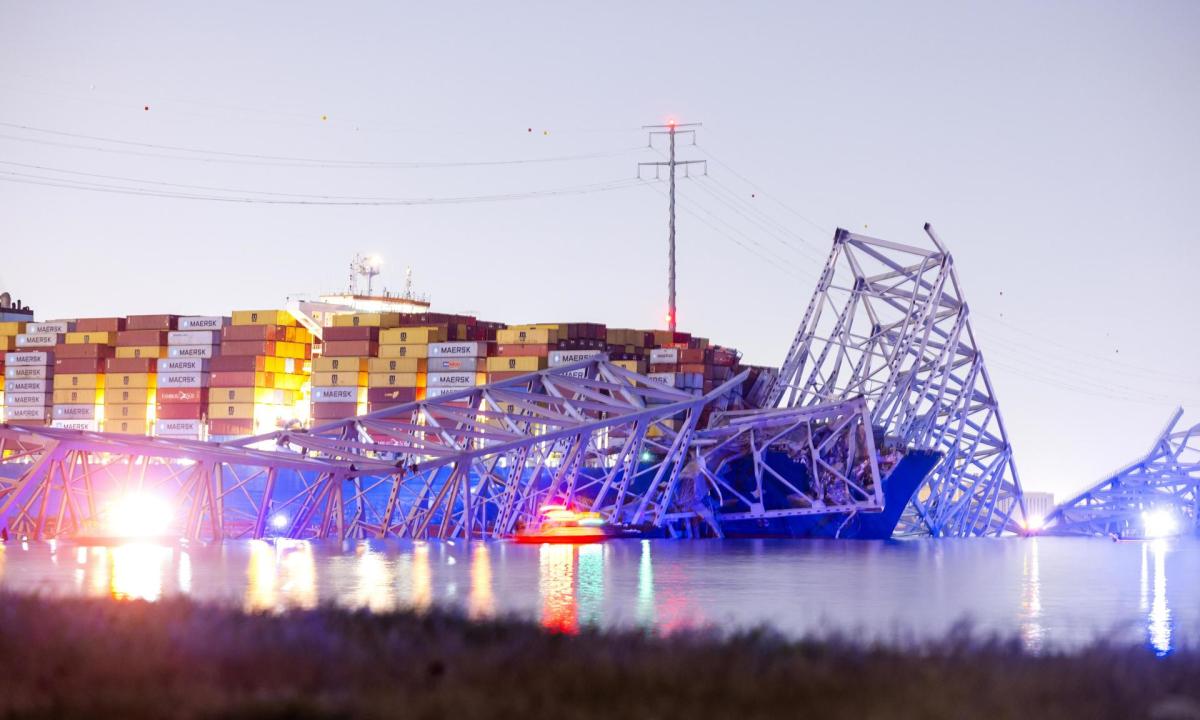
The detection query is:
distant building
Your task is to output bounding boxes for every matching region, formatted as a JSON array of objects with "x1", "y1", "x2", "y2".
[{"x1": 1022, "y1": 491, "x2": 1056, "y2": 529}]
